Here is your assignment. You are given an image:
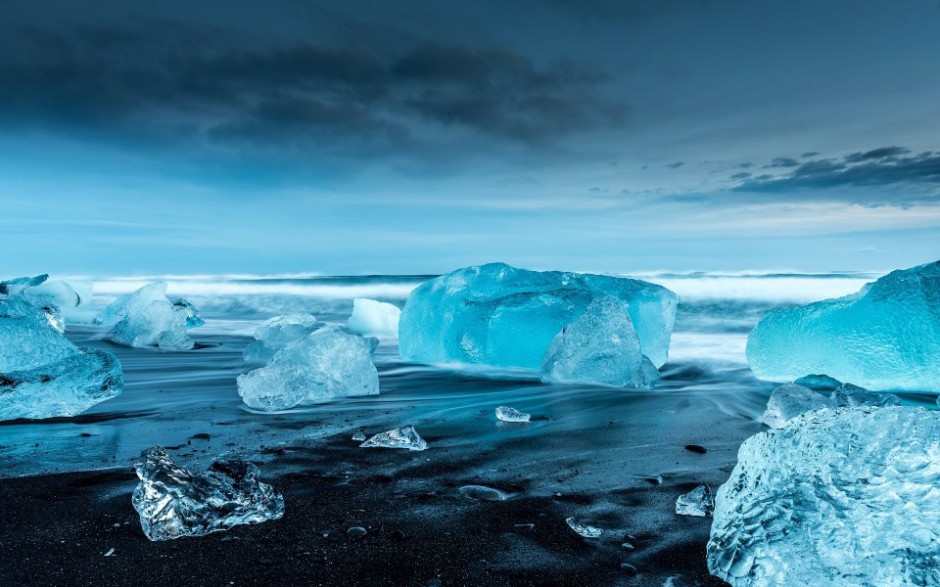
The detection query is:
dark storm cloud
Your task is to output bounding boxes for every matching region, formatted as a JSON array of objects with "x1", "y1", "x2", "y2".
[
  {"x1": 734, "y1": 148, "x2": 940, "y2": 193},
  {"x1": 0, "y1": 22, "x2": 625, "y2": 156}
]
